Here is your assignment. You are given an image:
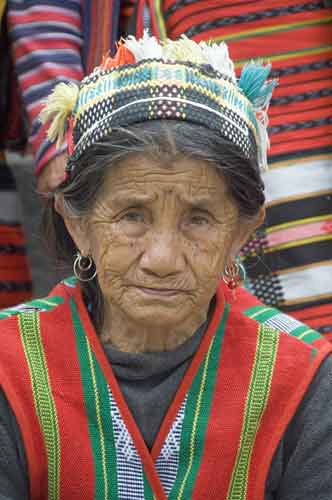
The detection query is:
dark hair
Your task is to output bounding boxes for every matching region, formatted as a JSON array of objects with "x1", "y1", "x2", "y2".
[{"x1": 42, "y1": 120, "x2": 265, "y2": 332}]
